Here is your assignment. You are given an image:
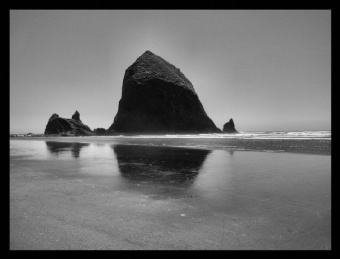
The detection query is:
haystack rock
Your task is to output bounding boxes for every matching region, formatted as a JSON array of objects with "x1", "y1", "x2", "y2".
[
  {"x1": 108, "y1": 50, "x2": 221, "y2": 133},
  {"x1": 44, "y1": 111, "x2": 94, "y2": 136},
  {"x1": 223, "y1": 118, "x2": 238, "y2": 133}
]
